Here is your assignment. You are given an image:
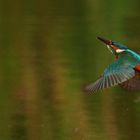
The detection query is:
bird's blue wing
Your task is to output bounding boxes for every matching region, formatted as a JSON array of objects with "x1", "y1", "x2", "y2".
[{"x1": 85, "y1": 59, "x2": 135, "y2": 92}]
